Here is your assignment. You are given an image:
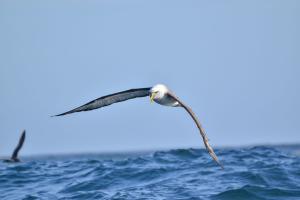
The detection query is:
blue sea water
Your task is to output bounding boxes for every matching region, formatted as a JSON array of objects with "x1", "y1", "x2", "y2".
[{"x1": 1, "y1": 145, "x2": 300, "y2": 200}]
